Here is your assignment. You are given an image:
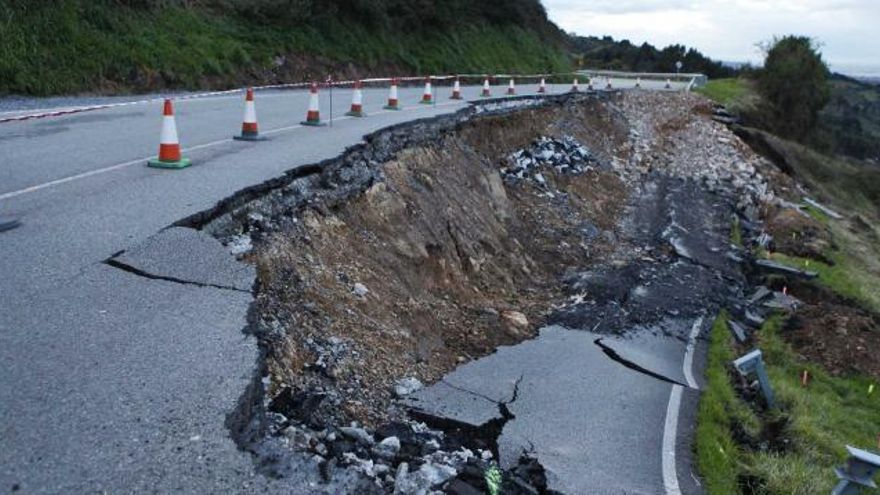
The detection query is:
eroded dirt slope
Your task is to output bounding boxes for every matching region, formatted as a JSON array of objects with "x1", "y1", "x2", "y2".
[
  {"x1": 254, "y1": 101, "x2": 630, "y2": 428},
  {"x1": 192, "y1": 90, "x2": 879, "y2": 493}
]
